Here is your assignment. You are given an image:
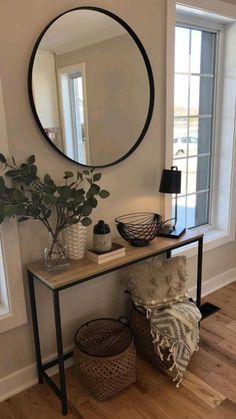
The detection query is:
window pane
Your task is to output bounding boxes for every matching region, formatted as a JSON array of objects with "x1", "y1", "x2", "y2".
[
  {"x1": 174, "y1": 118, "x2": 188, "y2": 157},
  {"x1": 174, "y1": 75, "x2": 188, "y2": 116},
  {"x1": 196, "y1": 155, "x2": 211, "y2": 191},
  {"x1": 187, "y1": 157, "x2": 197, "y2": 194},
  {"x1": 173, "y1": 158, "x2": 187, "y2": 194},
  {"x1": 173, "y1": 25, "x2": 215, "y2": 229},
  {"x1": 198, "y1": 117, "x2": 212, "y2": 154},
  {"x1": 190, "y1": 76, "x2": 200, "y2": 115},
  {"x1": 200, "y1": 31, "x2": 216, "y2": 74},
  {"x1": 173, "y1": 196, "x2": 186, "y2": 226},
  {"x1": 186, "y1": 194, "x2": 196, "y2": 228},
  {"x1": 175, "y1": 27, "x2": 190, "y2": 73},
  {"x1": 189, "y1": 117, "x2": 199, "y2": 156},
  {"x1": 187, "y1": 192, "x2": 209, "y2": 228},
  {"x1": 199, "y1": 76, "x2": 214, "y2": 115},
  {"x1": 191, "y1": 30, "x2": 201, "y2": 73},
  {"x1": 187, "y1": 155, "x2": 210, "y2": 193}
]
